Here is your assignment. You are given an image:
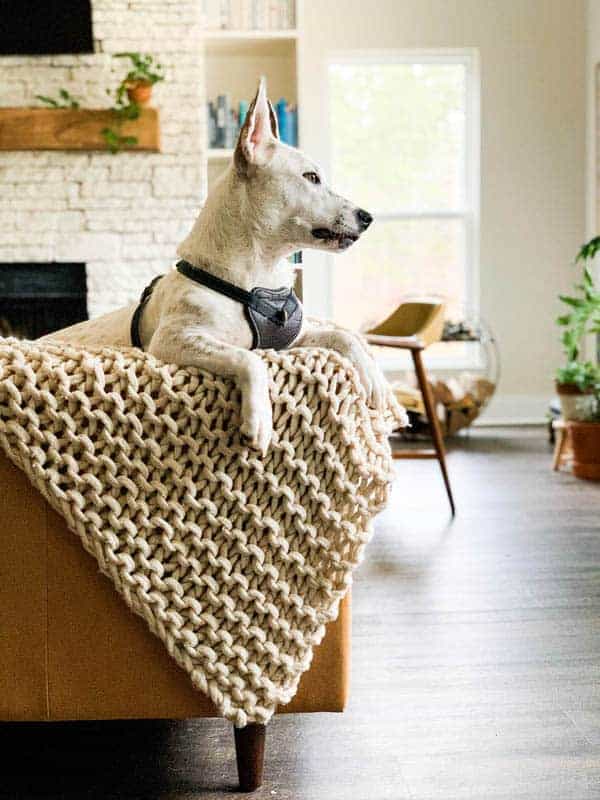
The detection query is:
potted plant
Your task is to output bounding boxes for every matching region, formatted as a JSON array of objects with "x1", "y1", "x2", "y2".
[
  {"x1": 555, "y1": 236, "x2": 600, "y2": 420},
  {"x1": 568, "y1": 388, "x2": 600, "y2": 480},
  {"x1": 115, "y1": 52, "x2": 165, "y2": 105},
  {"x1": 555, "y1": 360, "x2": 599, "y2": 420}
]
